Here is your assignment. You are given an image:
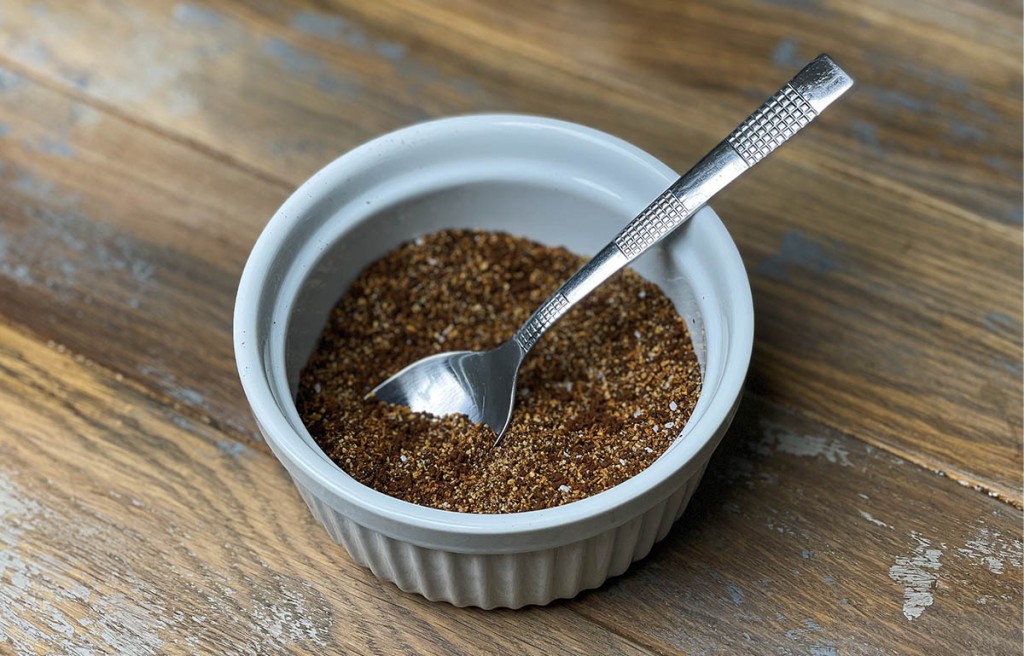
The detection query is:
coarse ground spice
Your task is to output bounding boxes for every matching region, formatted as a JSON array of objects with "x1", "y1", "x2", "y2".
[{"x1": 297, "y1": 229, "x2": 701, "y2": 514}]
